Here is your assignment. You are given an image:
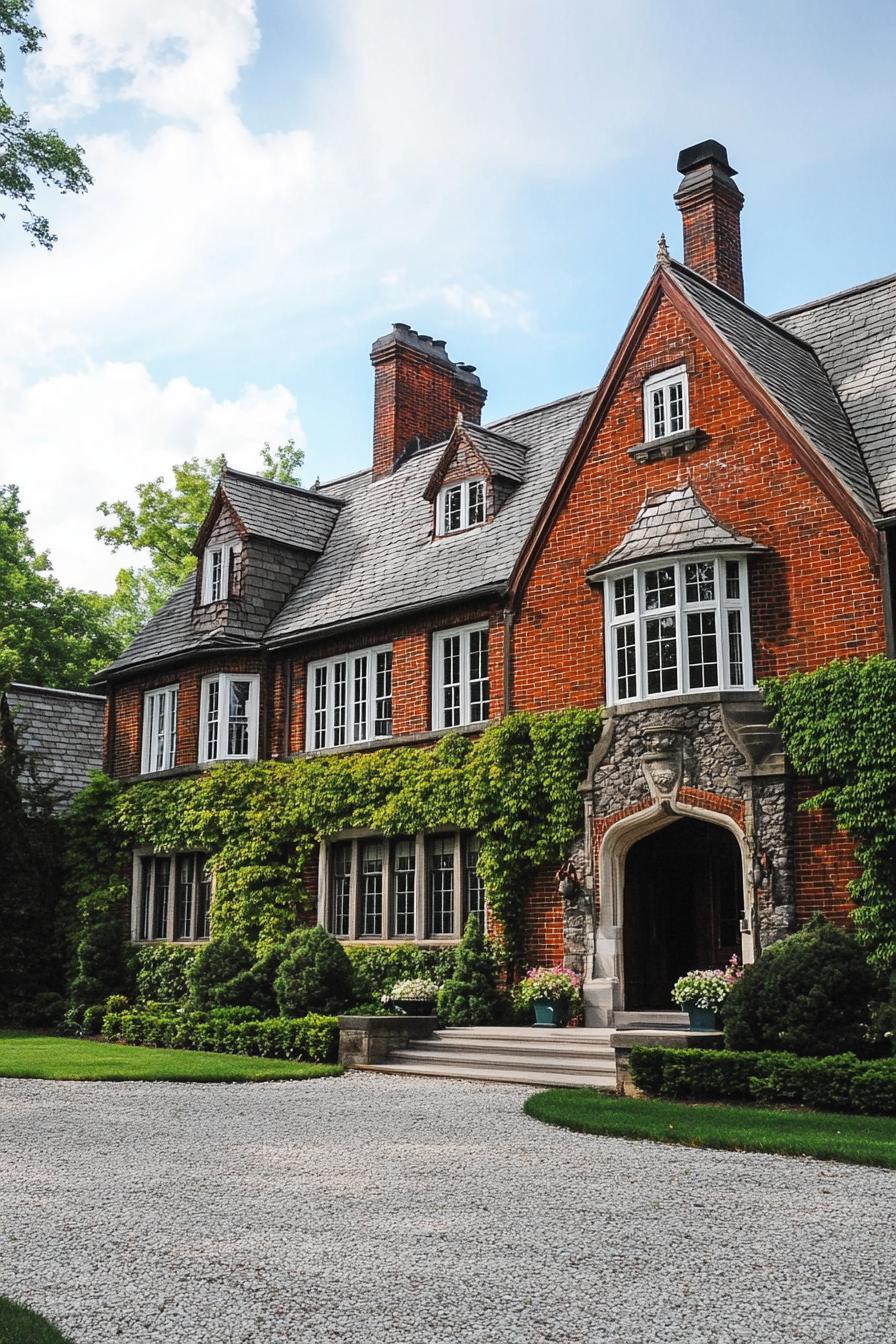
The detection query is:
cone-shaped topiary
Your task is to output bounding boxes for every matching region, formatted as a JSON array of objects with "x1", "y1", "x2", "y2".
[
  {"x1": 274, "y1": 924, "x2": 353, "y2": 1017},
  {"x1": 723, "y1": 915, "x2": 875, "y2": 1056},
  {"x1": 436, "y1": 914, "x2": 499, "y2": 1026}
]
